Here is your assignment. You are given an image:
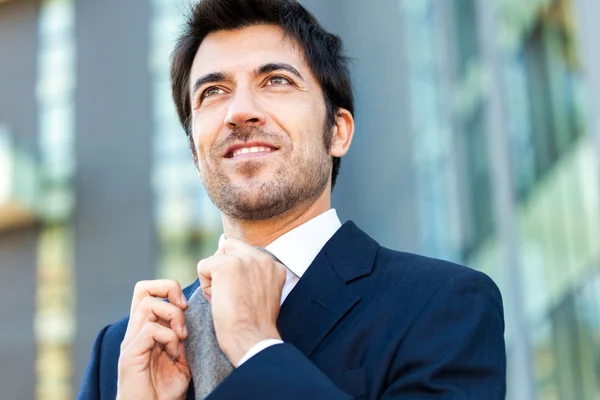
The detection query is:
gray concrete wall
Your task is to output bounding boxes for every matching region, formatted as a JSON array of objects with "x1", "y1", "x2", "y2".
[
  {"x1": 301, "y1": 0, "x2": 420, "y2": 253},
  {"x1": 0, "y1": 0, "x2": 39, "y2": 148},
  {"x1": 73, "y1": 0, "x2": 155, "y2": 390},
  {"x1": 0, "y1": 1, "x2": 39, "y2": 399},
  {"x1": 0, "y1": 228, "x2": 38, "y2": 400}
]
